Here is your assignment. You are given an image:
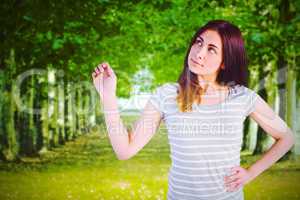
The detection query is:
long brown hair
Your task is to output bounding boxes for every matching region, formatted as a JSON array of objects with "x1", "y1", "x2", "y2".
[{"x1": 176, "y1": 20, "x2": 248, "y2": 112}]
